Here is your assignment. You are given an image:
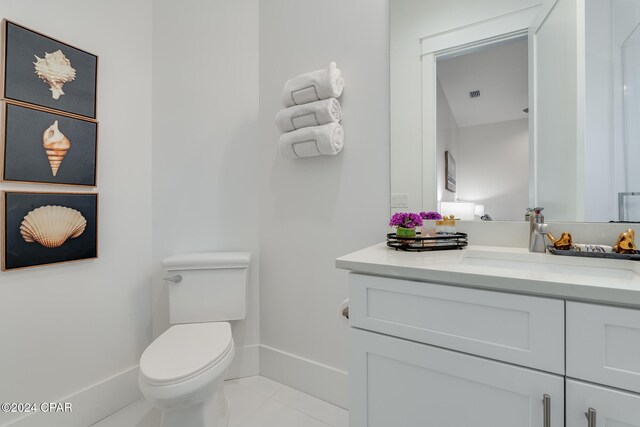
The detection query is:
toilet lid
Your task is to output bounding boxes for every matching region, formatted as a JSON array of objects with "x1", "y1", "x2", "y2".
[{"x1": 140, "y1": 322, "x2": 232, "y2": 385}]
